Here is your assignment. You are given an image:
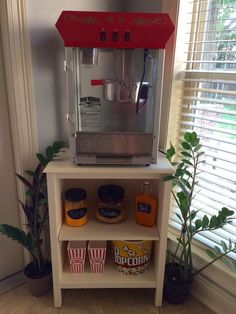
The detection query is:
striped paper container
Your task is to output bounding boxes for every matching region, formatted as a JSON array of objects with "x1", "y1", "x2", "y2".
[
  {"x1": 88, "y1": 241, "x2": 107, "y2": 274},
  {"x1": 67, "y1": 241, "x2": 87, "y2": 274}
]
